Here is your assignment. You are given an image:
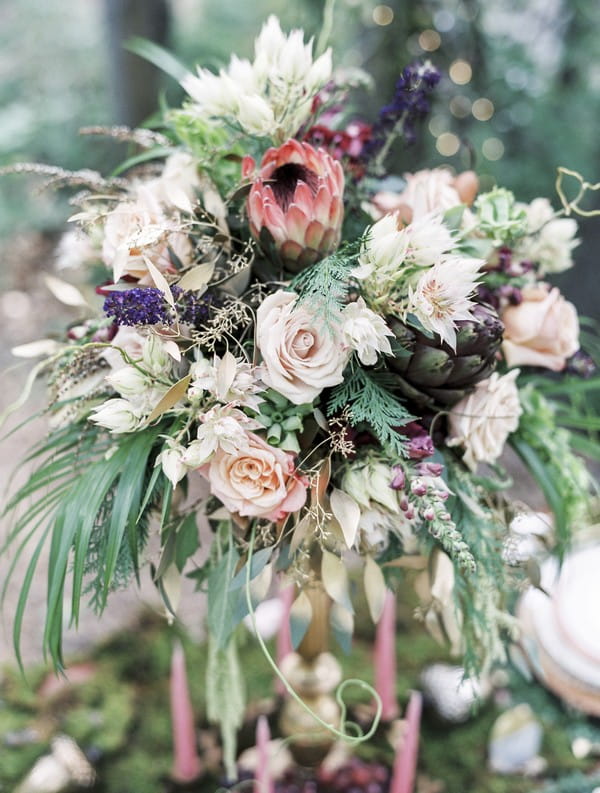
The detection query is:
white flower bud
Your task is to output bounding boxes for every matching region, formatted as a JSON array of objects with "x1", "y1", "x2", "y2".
[
  {"x1": 105, "y1": 366, "x2": 147, "y2": 398},
  {"x1": 89, "y1": 398, "x2": 141, "y2": 433},
  {"x1": 159, "y1": 446, "x2": 187, "y2": 488}
]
